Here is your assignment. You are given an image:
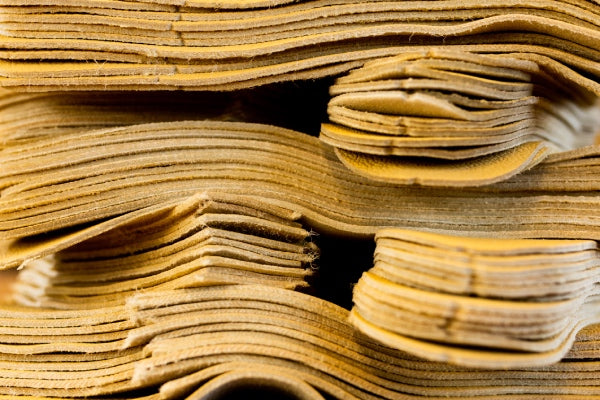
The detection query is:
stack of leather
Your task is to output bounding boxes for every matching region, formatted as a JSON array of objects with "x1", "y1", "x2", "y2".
[
  {"x1": 1, "y1": 284, "x2": 599, "y2": 398},
  {"x1": 1, "y1": 92, "x2": 600, "y2": 396},
  {"x1": 1, "y1": 0, "x2": 600, "y2": 398},
  {"x1": 129, "y1": 285, "x2": 600, "y2": 399},
  {"x1": 0, "y1": 303, "x2": 146, "y2": 398},
  {"x1": 0, "y1": 0, "x2": 599, "y2": 93},
  {"x1": 10, "y1": 192, "x2": 317, "y2": 309},
  {"x1": 3, "y1": 101, "x2": 600, "y2": 241},
  {"x1": 321, "y1": 50, "x2": 600, "y2": 185},
  {"x1": 350, "y1": 228, "x2": 600, "y2": 368}
]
